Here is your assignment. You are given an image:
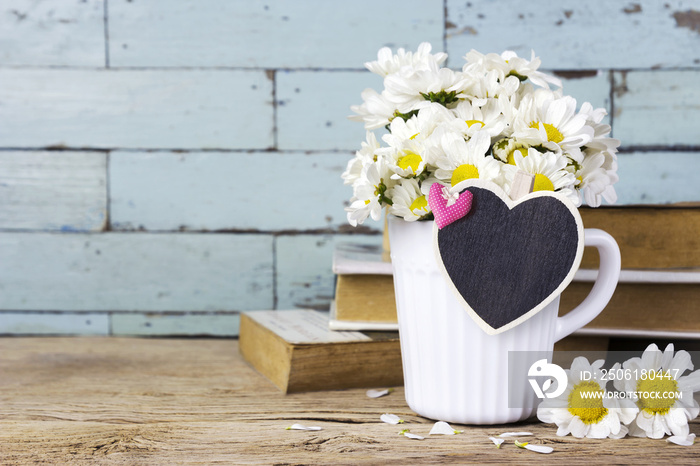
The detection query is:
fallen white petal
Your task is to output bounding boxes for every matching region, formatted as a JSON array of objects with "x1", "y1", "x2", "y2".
[
  {"x1": 514, "y1": 440, "x2": 553, "y2": 454},
  {"x1": 366, "y1": 388, "x2": 391, "y2": 398},
  {"x1": 525, "y1": 444, "x2": 554, "y2": 454},
  {"x1": 667, "y1": 434, "x2": 696, "y2": 446},
  {"x1": 401, "y1": 431, "x2": 424, "y2": 440},
  {"x1": 489, "y1": 437, "x2": 504, "y2": 448},
  {"x1": 286, "y1": 424, "x2": 322, "y2": 431},
  {"x1": 381, "y1": 413, "x2": 403, "y2": 425},
  {"x1": 429, "y1": 421, "x2": 462, "y2": 435},
  {"x1": 499, "y1": 432, "x2": 533, "y2": 437}
]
